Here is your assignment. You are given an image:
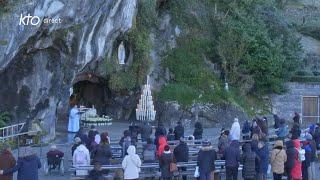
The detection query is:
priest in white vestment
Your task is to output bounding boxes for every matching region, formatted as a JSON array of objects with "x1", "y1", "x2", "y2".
[{"x1": 68, "y1": 105, "x2": 80, "y2": 133}]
